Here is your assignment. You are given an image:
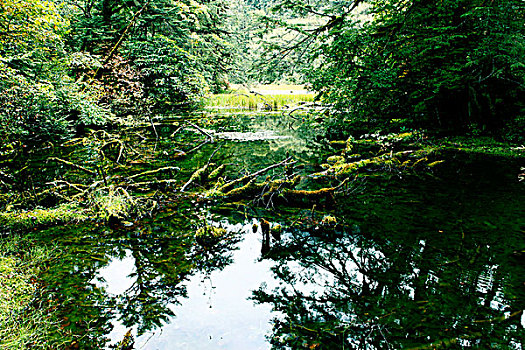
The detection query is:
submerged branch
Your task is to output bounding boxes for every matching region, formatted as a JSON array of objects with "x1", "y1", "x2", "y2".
[
  {"x1": 48, "y1": 157, "x2": 97, "y2": 176},
  {"x1": 128, "y1": 166, "x2": 180, "y2": 180}
]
